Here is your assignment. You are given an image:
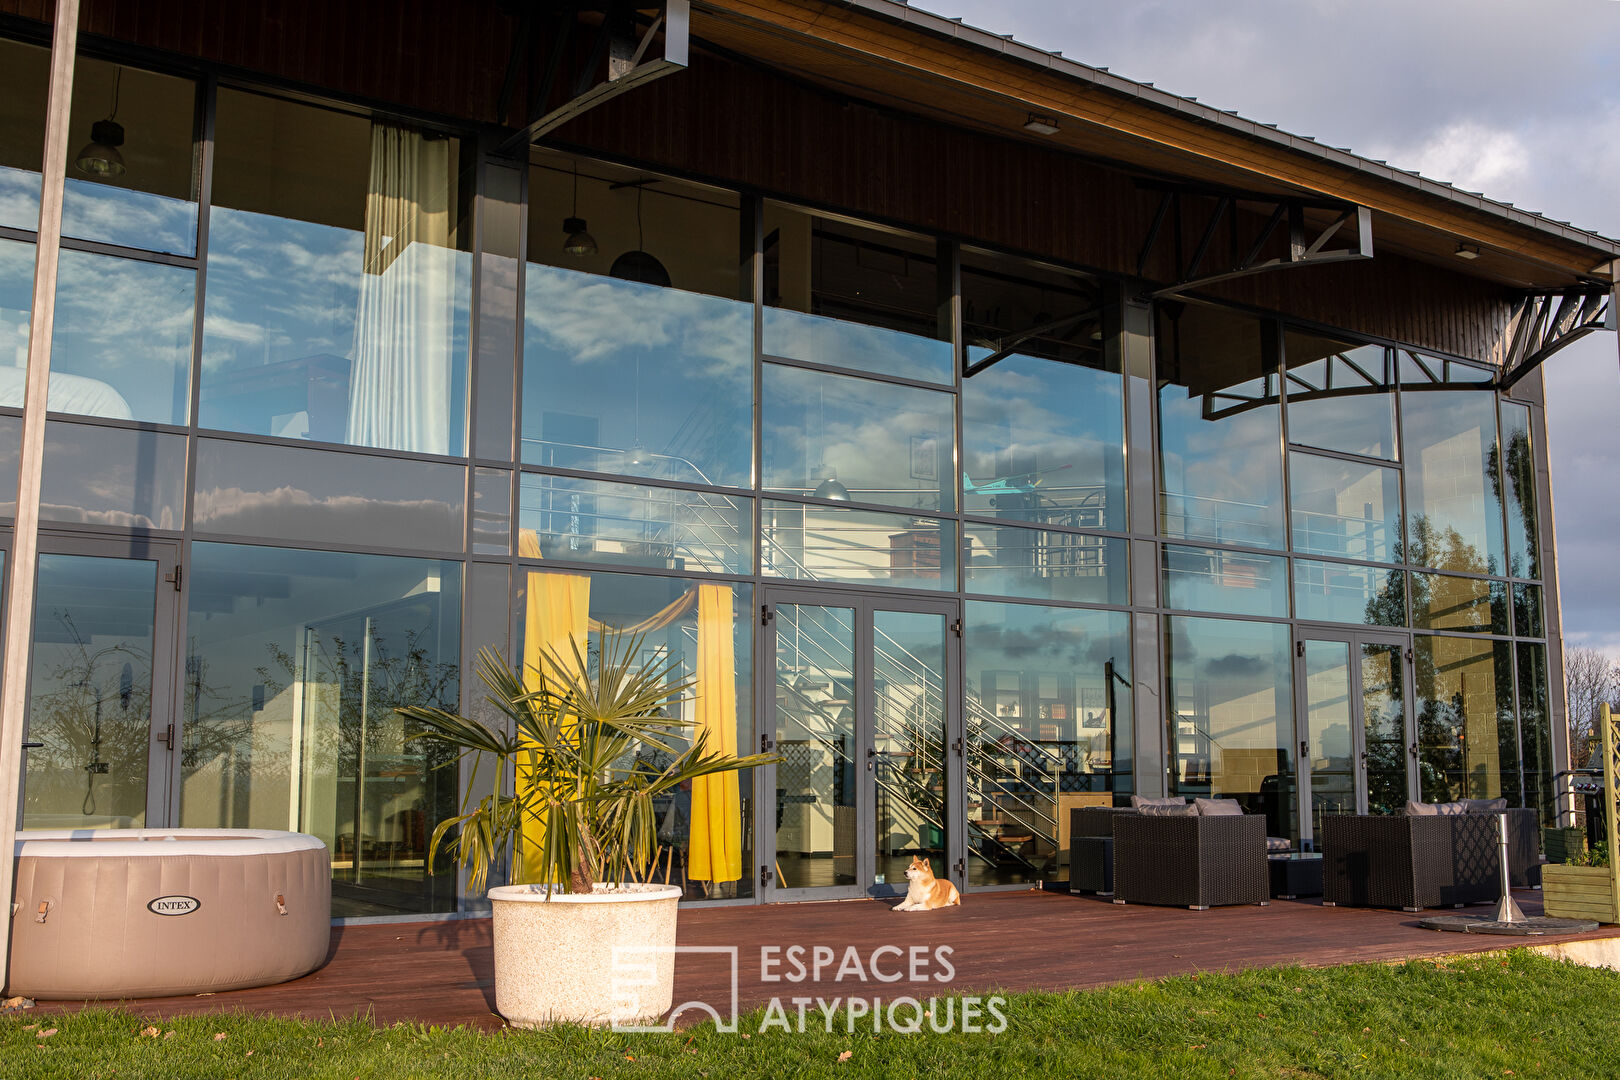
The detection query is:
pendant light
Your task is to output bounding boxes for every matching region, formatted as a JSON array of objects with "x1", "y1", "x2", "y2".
[
  {"x1": 609, "y1": 181, "x2": 671, "y2": 287},
  {"x1": 561, "y1": 162, "x2": 597, "y2": 257},
  {"x1": 74, "y1": 66, "x2": 127, "y2": 178},
  {"x1": 810, "y1": 382, "x2": 850, "y2": 500}
]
